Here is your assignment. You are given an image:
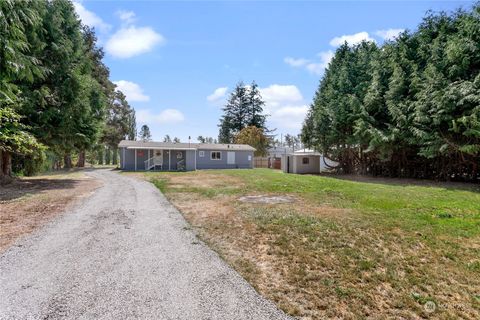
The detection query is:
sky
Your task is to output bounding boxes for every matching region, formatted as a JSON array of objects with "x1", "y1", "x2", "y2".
[{"x1": 74, "y1": 0, "x2": 473, "y2": 142}]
